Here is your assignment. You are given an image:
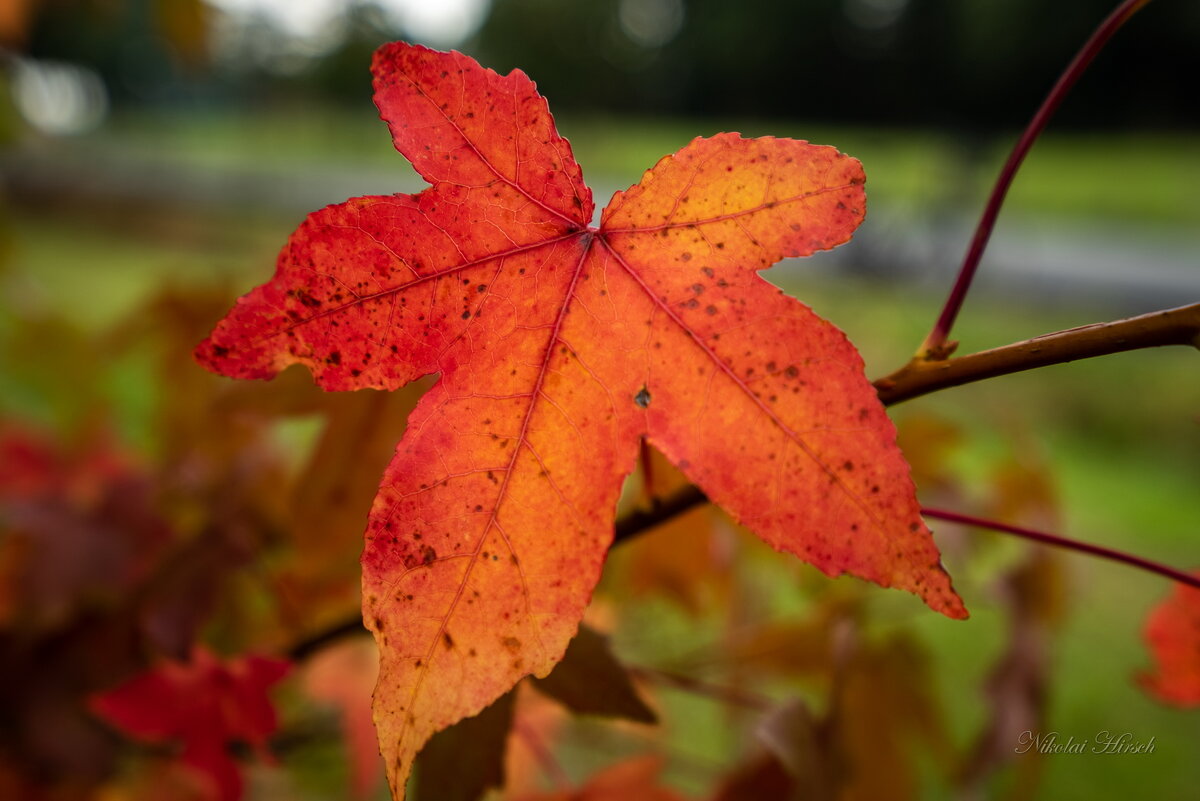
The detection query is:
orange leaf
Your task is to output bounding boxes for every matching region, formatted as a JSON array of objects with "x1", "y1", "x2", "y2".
[
  {"x1": 1138, "y1": 574, "x2": 1200, "y2": 707},
  {"x1": 196, "y1": 42, "x2": 965, "y2": 796}
]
